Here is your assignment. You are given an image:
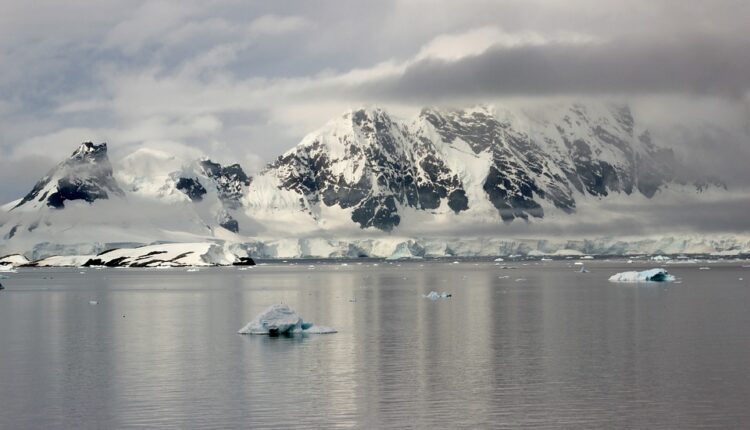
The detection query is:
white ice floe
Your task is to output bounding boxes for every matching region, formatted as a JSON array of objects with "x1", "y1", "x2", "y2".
[
  {"x1": 0, "y1": 264, "x2": 18, "y2": 273},
  {"x1": 0, "y1": 254, "x2": 29, "y2": 267},
  {"x1": 423, "y1": 291, "x2": 452, "y2": 300},
  {"x1": 493, "y1": 257, "x2": 504, "y2": 262},
  {"x1": 608, "y1": 268, "x2": 675, "y2": 283},
  {"x1": 237, "y1": 304, "x2": 336, "y2": 335}
]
